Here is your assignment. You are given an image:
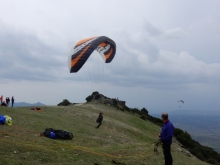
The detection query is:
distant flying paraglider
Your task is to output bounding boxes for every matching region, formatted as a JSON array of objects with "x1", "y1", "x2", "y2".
[
  {"x1": 178, "y1": 100, "x2": 184, "y2": 108},
  {"x1": 178, "y1": 100, "x2": 184, "y2": 104},
  {"x1": 68, "y1": 36, "x2": 116, "y2": 73}
]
